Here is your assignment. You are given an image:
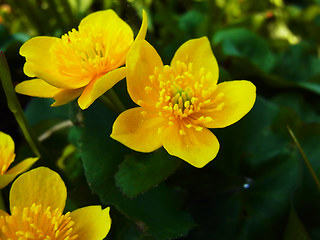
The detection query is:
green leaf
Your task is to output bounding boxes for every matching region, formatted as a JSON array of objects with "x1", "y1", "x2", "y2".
[
  {"x1": 178, "y1": 10, "x2": 206, "y2": 36},
  {"x1": 184, "y1": 97, "x2": 301, "y2": 239},
  {"x1": 24, "y1": 98, "x2": 69, "y2": 126},
  {"x1": 115, "y1": 150, "x2": 181, "y2": 198},
  {"x1": 283, "y1": 207, "x2": 311, "y2": 240},
  {"x1": 80, "y1": 102, "x2": 195, "y2": 240},
  {"x1": 273, "y1": 42, "x2": 320, "y2": 83},
  {"x1": 213, "y1": 28, "x2": 275, "y2": 72}
]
